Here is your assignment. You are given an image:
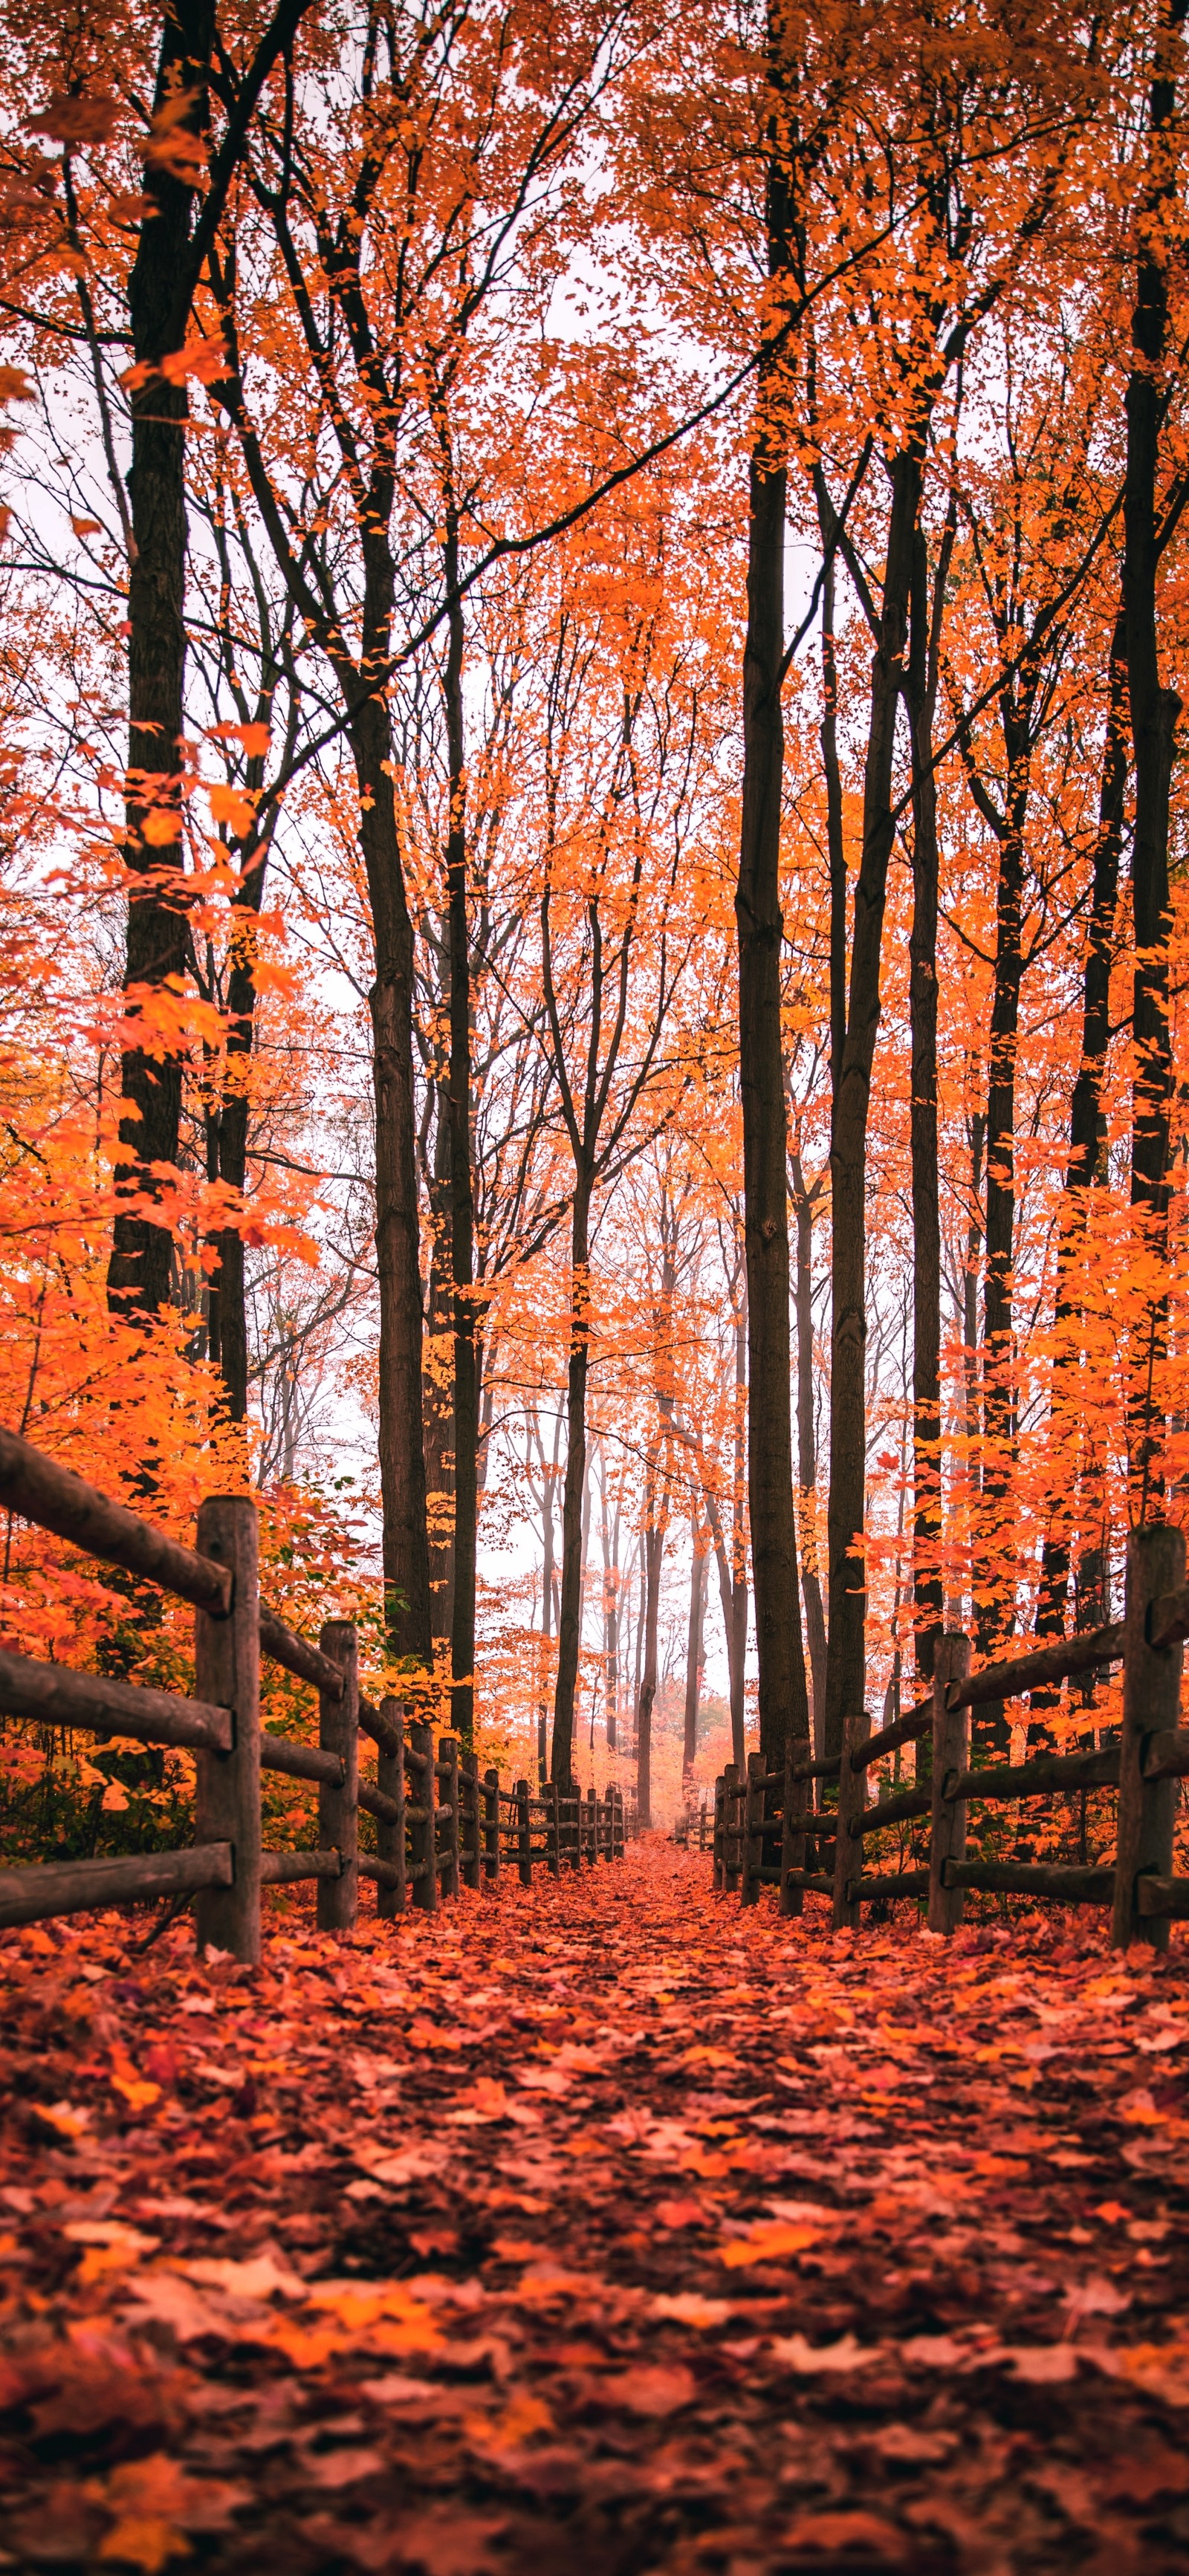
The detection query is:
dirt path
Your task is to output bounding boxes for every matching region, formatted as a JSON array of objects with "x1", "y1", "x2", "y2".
[{"x1": 2, "y1": 1842, "x2": 1189, "y2": 2572}]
